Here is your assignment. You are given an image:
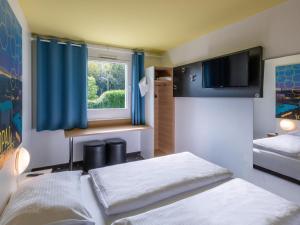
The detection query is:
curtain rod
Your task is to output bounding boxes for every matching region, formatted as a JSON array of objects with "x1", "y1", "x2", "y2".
[
  {"x1": 35, "y1": 39, "x2": 83, "y2": 48},
  {"x1": 31, "y1": 34, "x2": 85, "y2": 46},
  {"x1": 31, "y1": 36, "x2": 162, "y2": 58}
]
